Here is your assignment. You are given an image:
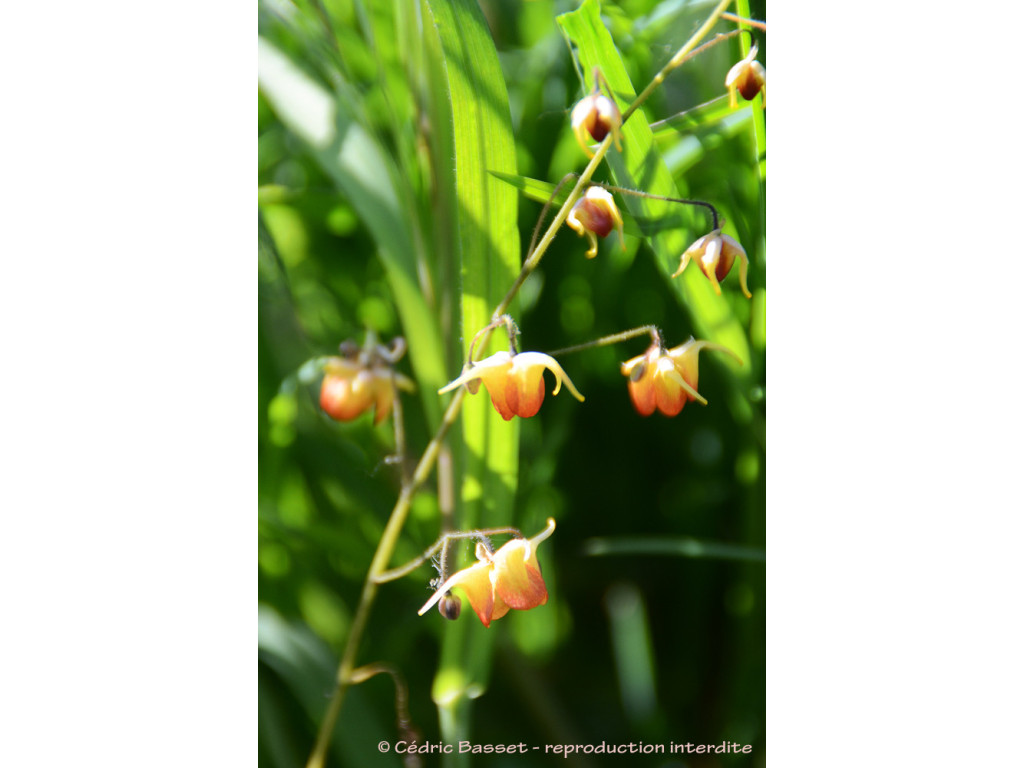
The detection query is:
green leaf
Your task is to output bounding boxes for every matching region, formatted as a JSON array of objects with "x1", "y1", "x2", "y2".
[
  {"x1": 649, "y1": 97, "x2": 753, "y2": 176},
  {"x1": 583, "y1": 536, "x2": 766, "y2": 562},
  {"x1": 557, "y1": 0, "x2": 752, "y2": 381},
  {"x1": 257, "y1": 36, "x2": 446, "y2": 428},
  {"x1": 650, "y1": 95, "x2": 750, "y2": 139},
  {"x1": 421, "y1": 0, "x2": 522, "y2": 764}
]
